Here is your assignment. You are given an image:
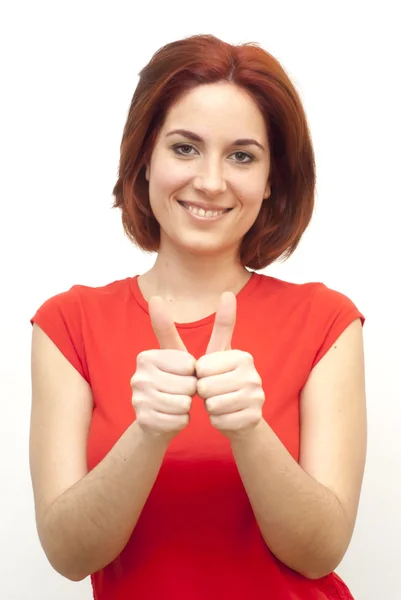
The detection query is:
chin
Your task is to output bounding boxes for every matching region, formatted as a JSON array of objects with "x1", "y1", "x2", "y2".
[{"x1": 176, "y1": 236, "x2": 236, "y2": 258}]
